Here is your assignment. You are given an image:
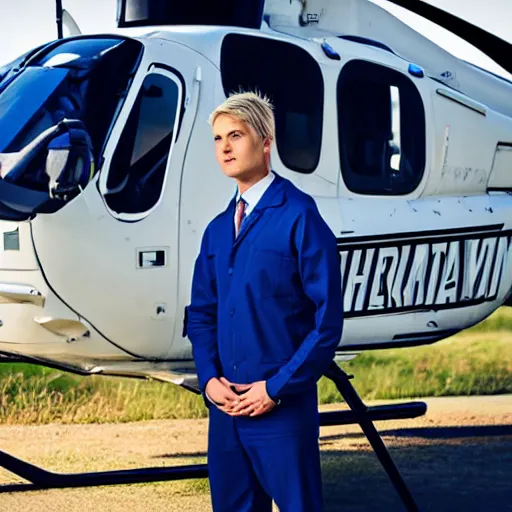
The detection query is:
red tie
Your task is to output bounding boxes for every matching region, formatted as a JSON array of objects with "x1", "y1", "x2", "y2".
[{"x1": 235, "y1": 198, "x2": 247, "y2": 238}]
